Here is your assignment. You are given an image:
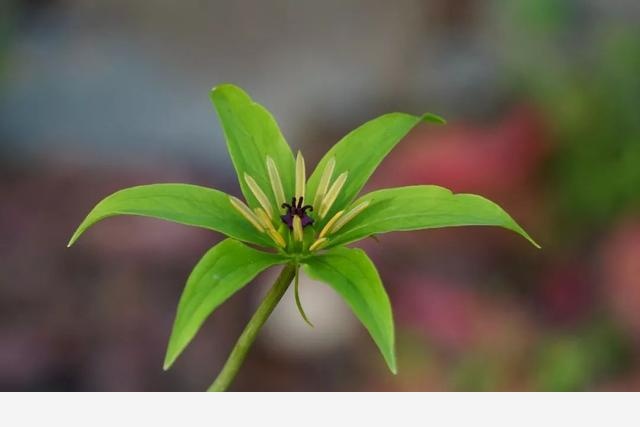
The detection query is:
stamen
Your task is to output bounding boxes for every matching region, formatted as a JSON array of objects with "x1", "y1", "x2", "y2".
[
  {"x1": 244, "y1": 173, "x2": 274, "y2": 219},
  {"x1": 312, "y1": 157, "x2": 335, "y2": 211},
  {"x1": 266, "y1": 156, "x2": 286, "y2": 207},
  {"x1": 319, "y1": 210, "x2": 344, "y2": 239},
  {"x1": 295, "y1": 151, "x2": 306, "y2": 199},
  {"x1": 309, "y1": 237, "x2": 328, "y2": 252},
  {"x1": 229, "y1": 196, "x2": 264, "y2": 232},
  {"x1": 254, "y1": 208, "x2": 286, "y2": 248},
  {"x1": 292, "y1": 215, "x2": 304, "y2": 242},
  {"x1": 267, "y1": 229, "x2": 286, "y2": 248},
  {"x1": 254, "y1": 207, "x2": 273, "y2": 230},
  {"x1": 330, "y1": 200, "x2": 370, "y2": 234},
  {"x1": 318, "y1": 171, "x2": 348, "y2": 219}
]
